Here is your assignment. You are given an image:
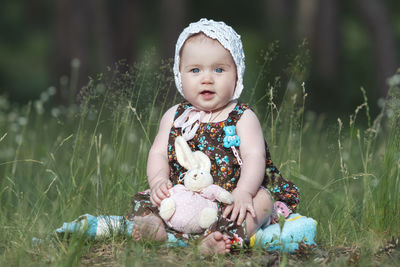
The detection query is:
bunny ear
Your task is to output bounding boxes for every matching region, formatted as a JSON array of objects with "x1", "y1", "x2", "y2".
[
  {"x1": 192, "y1": 151, "x2": 211, "y2": 171},
  {"x1": 175, "y1": 136, "x2": 196, "y2": 170}
]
